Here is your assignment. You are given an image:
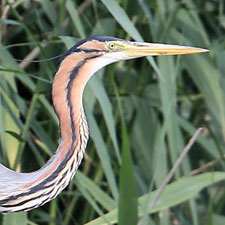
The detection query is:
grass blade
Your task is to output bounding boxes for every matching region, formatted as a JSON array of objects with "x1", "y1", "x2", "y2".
[{"x1": 85, "y1": 172, "x2": 225, "y2": 225}]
